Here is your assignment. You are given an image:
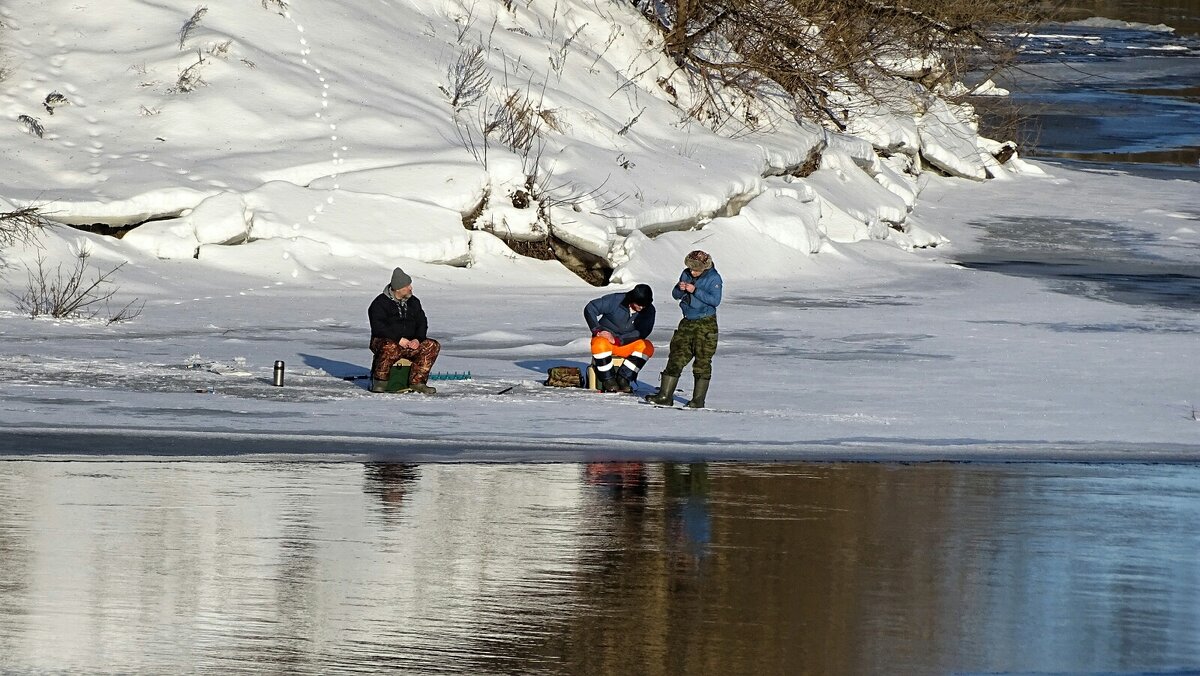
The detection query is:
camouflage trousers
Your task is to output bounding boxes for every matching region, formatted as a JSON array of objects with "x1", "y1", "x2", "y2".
[
  {"x1": 662, "y1": 315, "x2": 718, "y2": 379},
  {"x1": 370, "y1": 337, "x2": 441, "y2": 384}
]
